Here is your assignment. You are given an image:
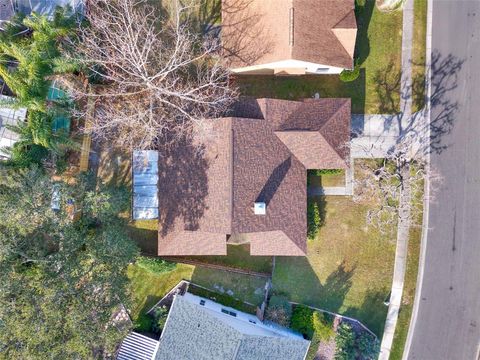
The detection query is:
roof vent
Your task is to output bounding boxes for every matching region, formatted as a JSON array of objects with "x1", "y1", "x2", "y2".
[{"x1": 254, "y1": 202, "x2": 266, "y2": 215}]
